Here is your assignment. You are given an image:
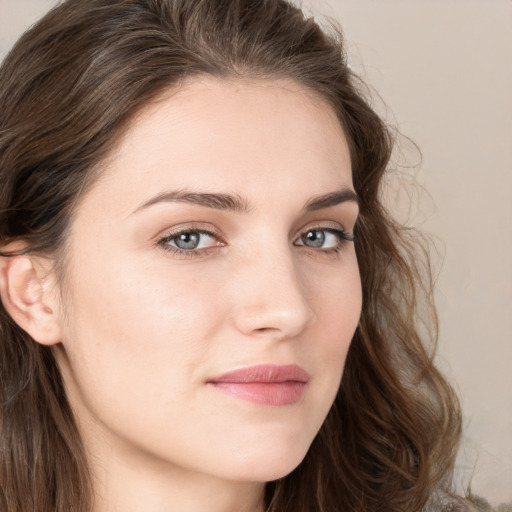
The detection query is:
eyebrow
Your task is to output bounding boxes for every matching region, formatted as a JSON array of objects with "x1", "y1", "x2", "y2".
[
  {"x1": 132, "y1": 189, "x2": 252, "y2": 214},
  {"x1": 304, "y1": 189, "x2": 359, "y2": 211},
  {"x1": 132, "y1": 187, "x2": 358, "y2": 215}
]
